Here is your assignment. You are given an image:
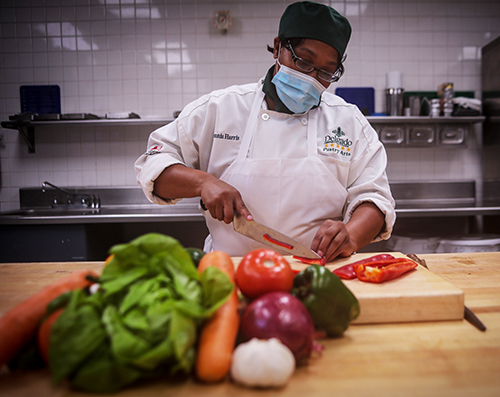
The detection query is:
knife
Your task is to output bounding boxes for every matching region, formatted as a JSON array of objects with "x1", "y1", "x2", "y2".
[
  {"x1": 407, "y1": 253, "x2": 486, "y2": 332},
  {"x1": 200, "y1": 200, "x2": 320, "y2": 259},
  {"x1": 233, "y1": 212, "x2": 321, "y2": 260}
]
